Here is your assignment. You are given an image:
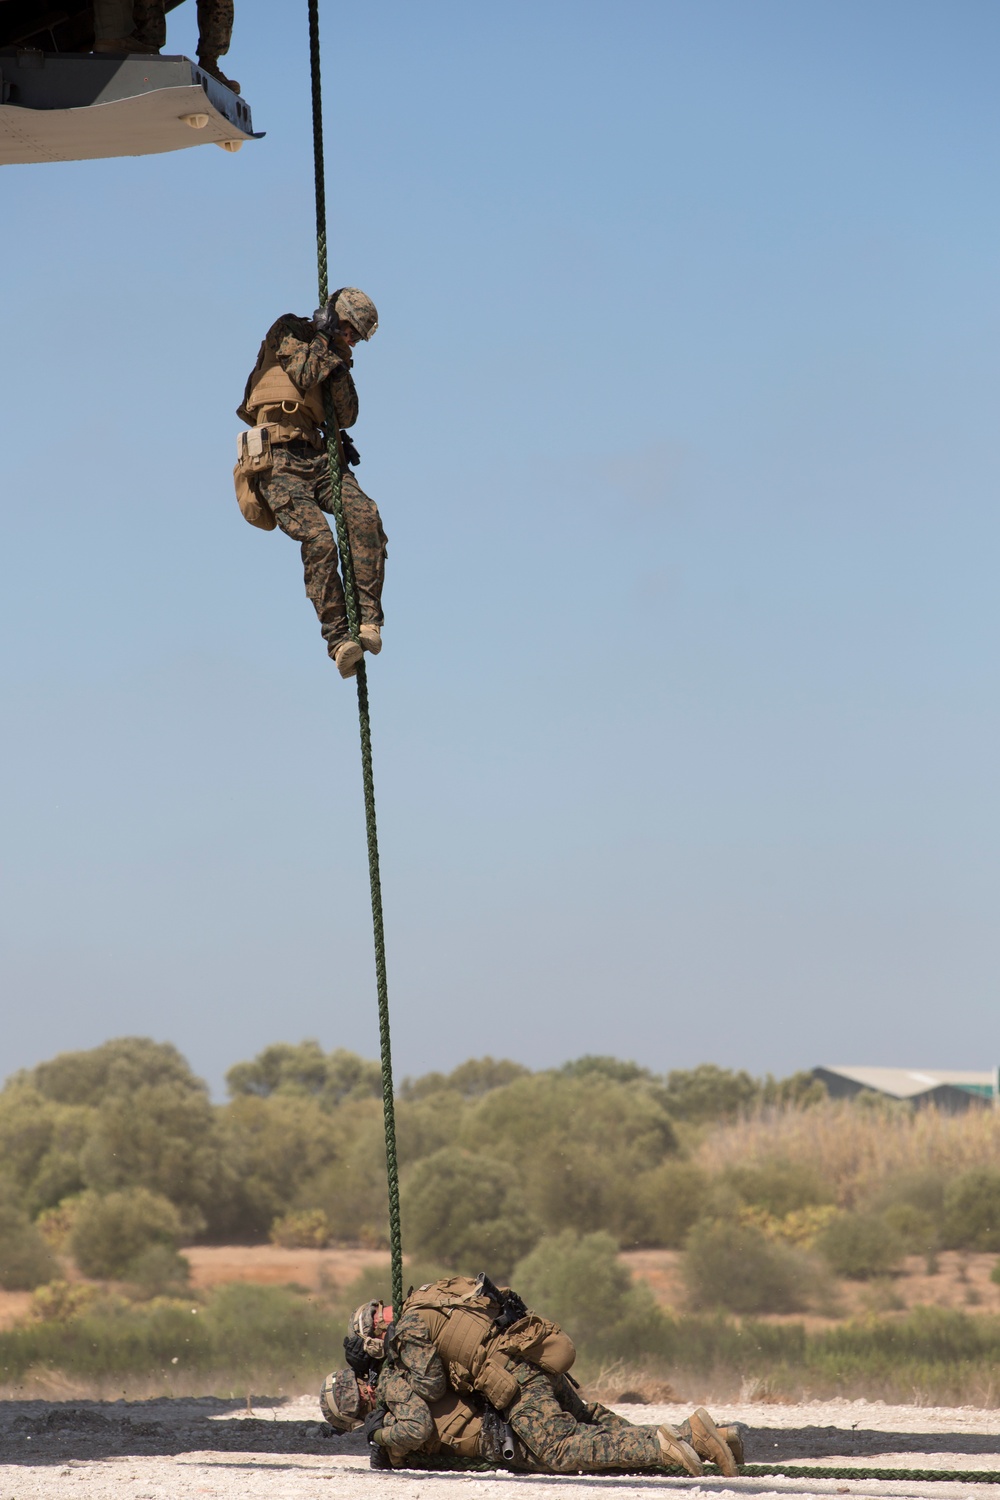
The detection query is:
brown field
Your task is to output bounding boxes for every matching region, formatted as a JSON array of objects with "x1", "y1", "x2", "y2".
[{"x1": 3, "y1": 1243, "x2": 996, "y2": 1332}]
